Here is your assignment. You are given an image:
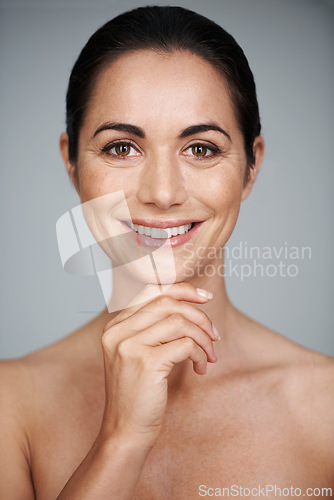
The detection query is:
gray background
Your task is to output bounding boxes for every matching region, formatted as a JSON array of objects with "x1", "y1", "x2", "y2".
[{"x1": 0, "y1": 0, "x2": 333, "y2": 359}]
